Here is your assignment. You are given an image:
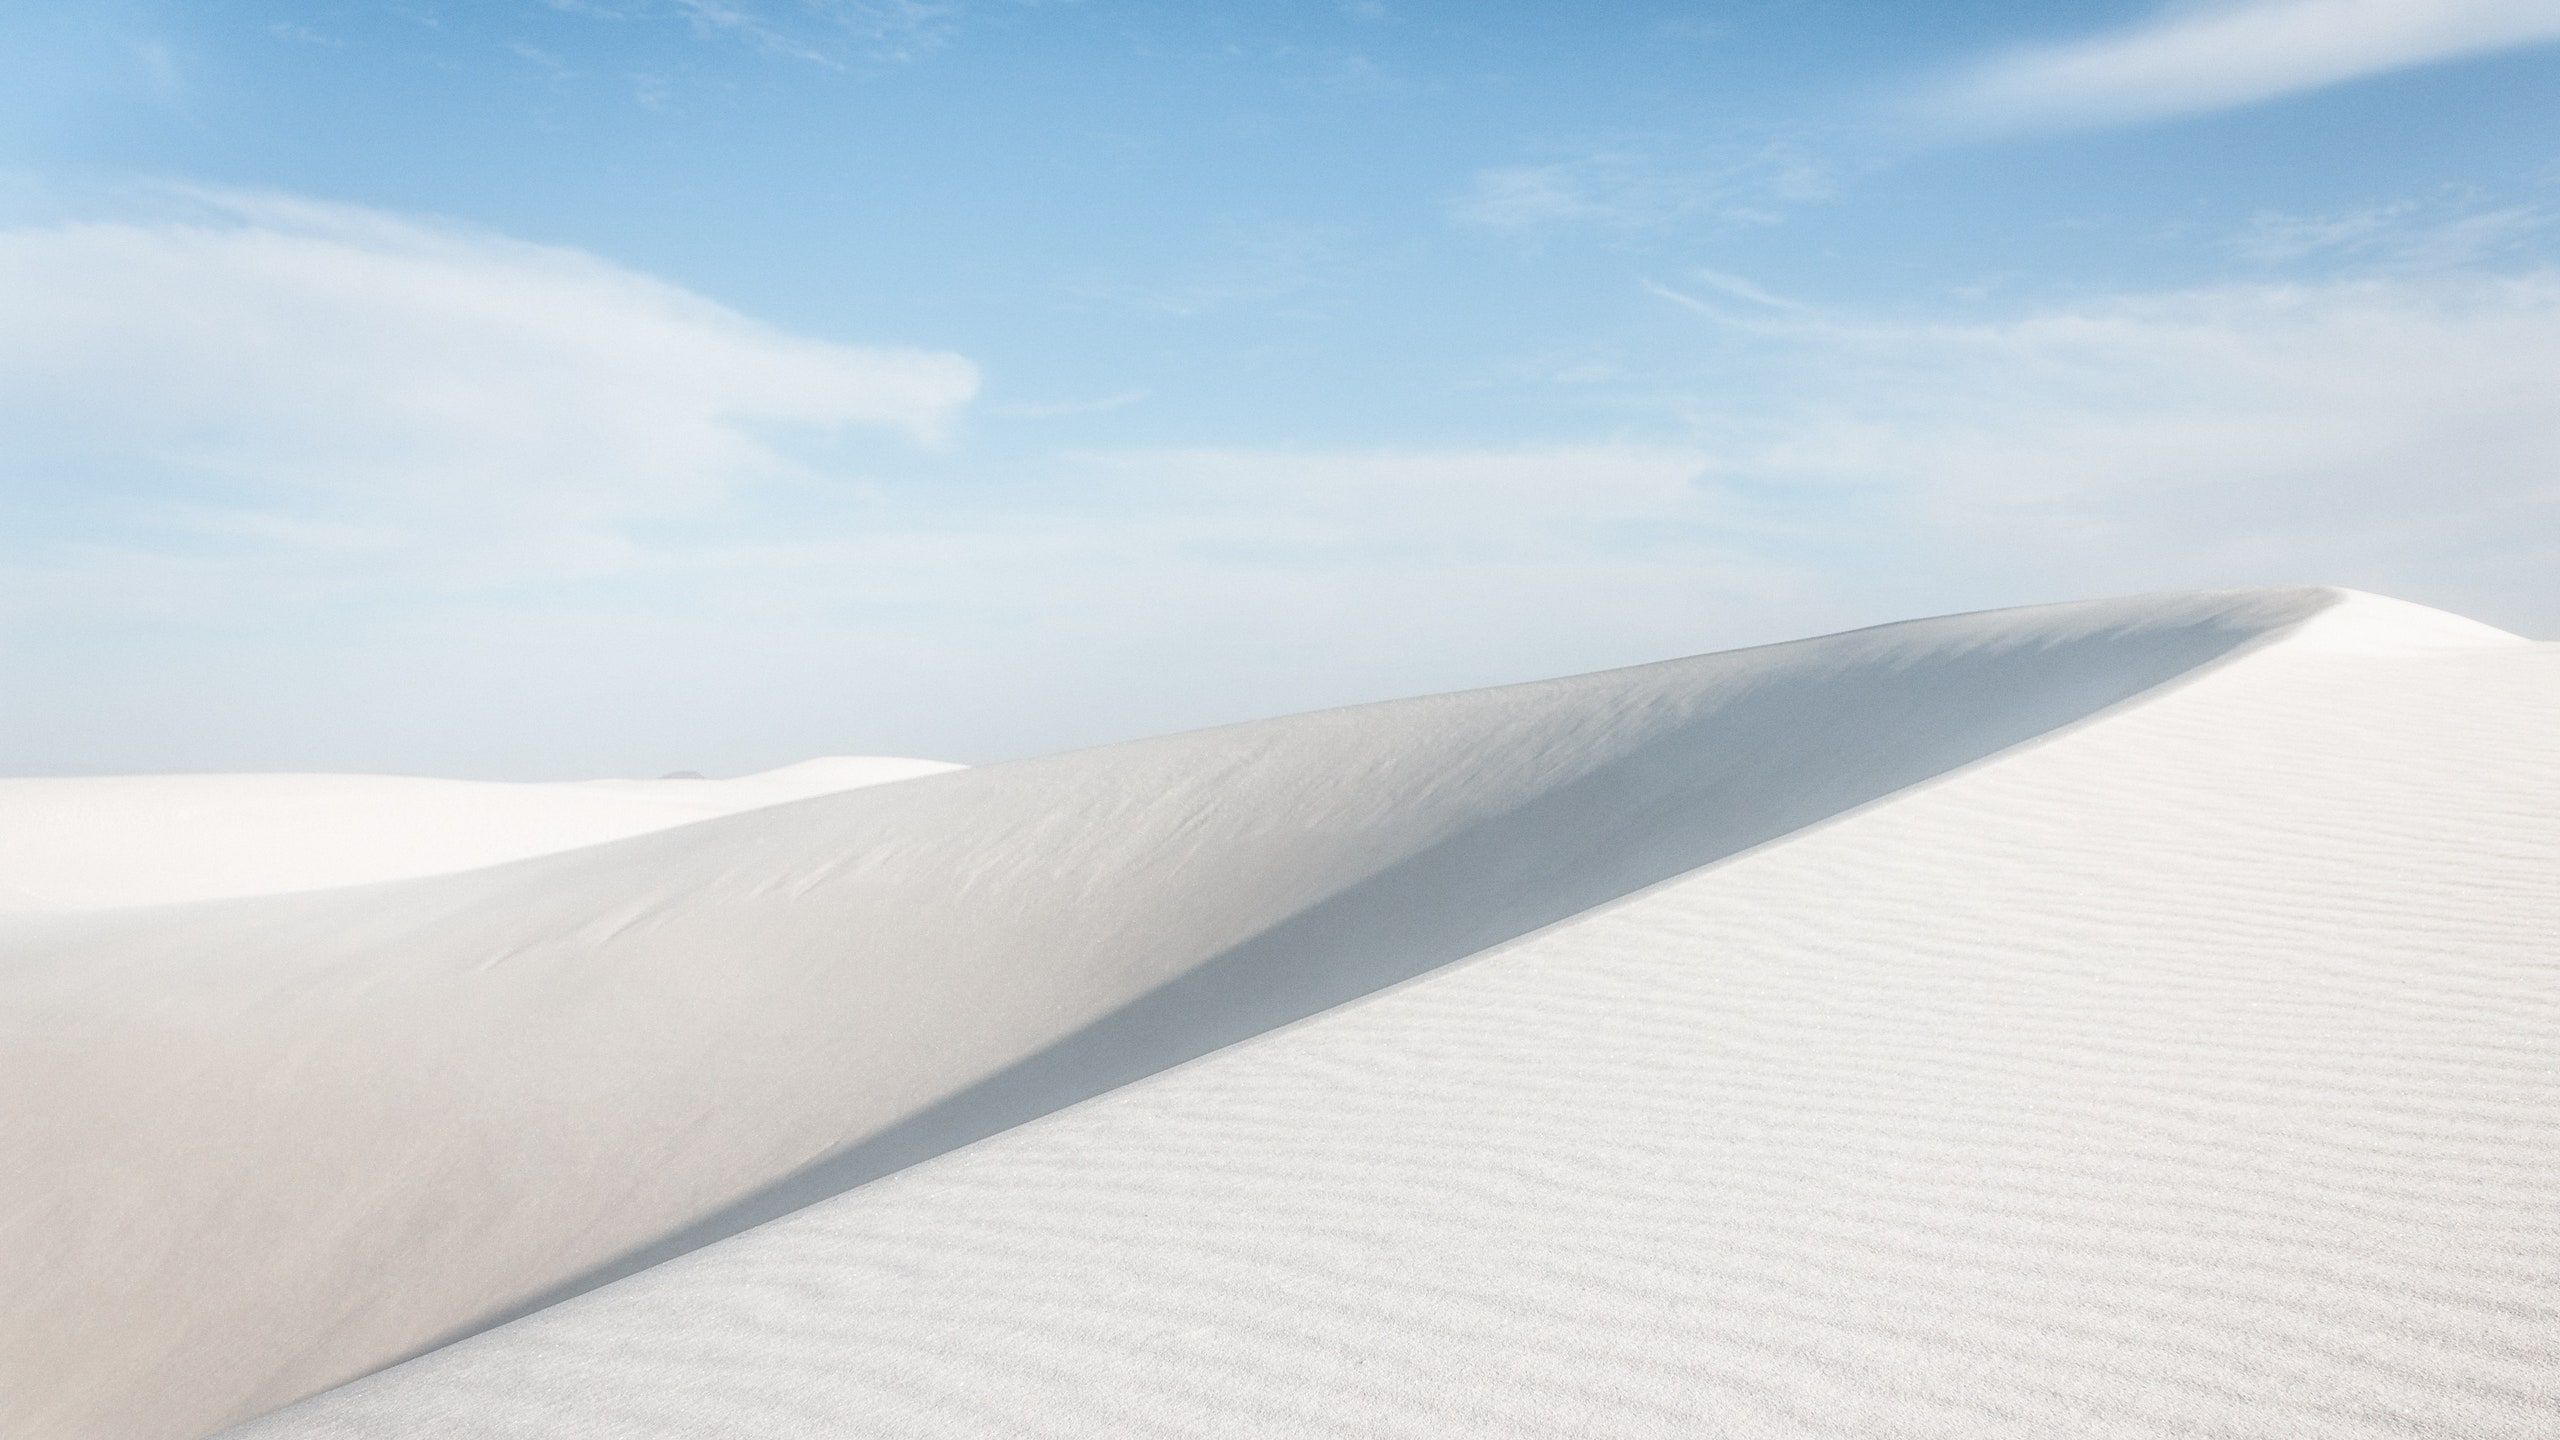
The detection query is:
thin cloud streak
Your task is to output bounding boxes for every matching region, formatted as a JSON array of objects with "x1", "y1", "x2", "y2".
[
  {"x1": 0, "y1": 187, "x2": 978, "y2": 542},
  {"x1": 1929, "y1": 0, "x2": 2560, "y2": 134}
]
